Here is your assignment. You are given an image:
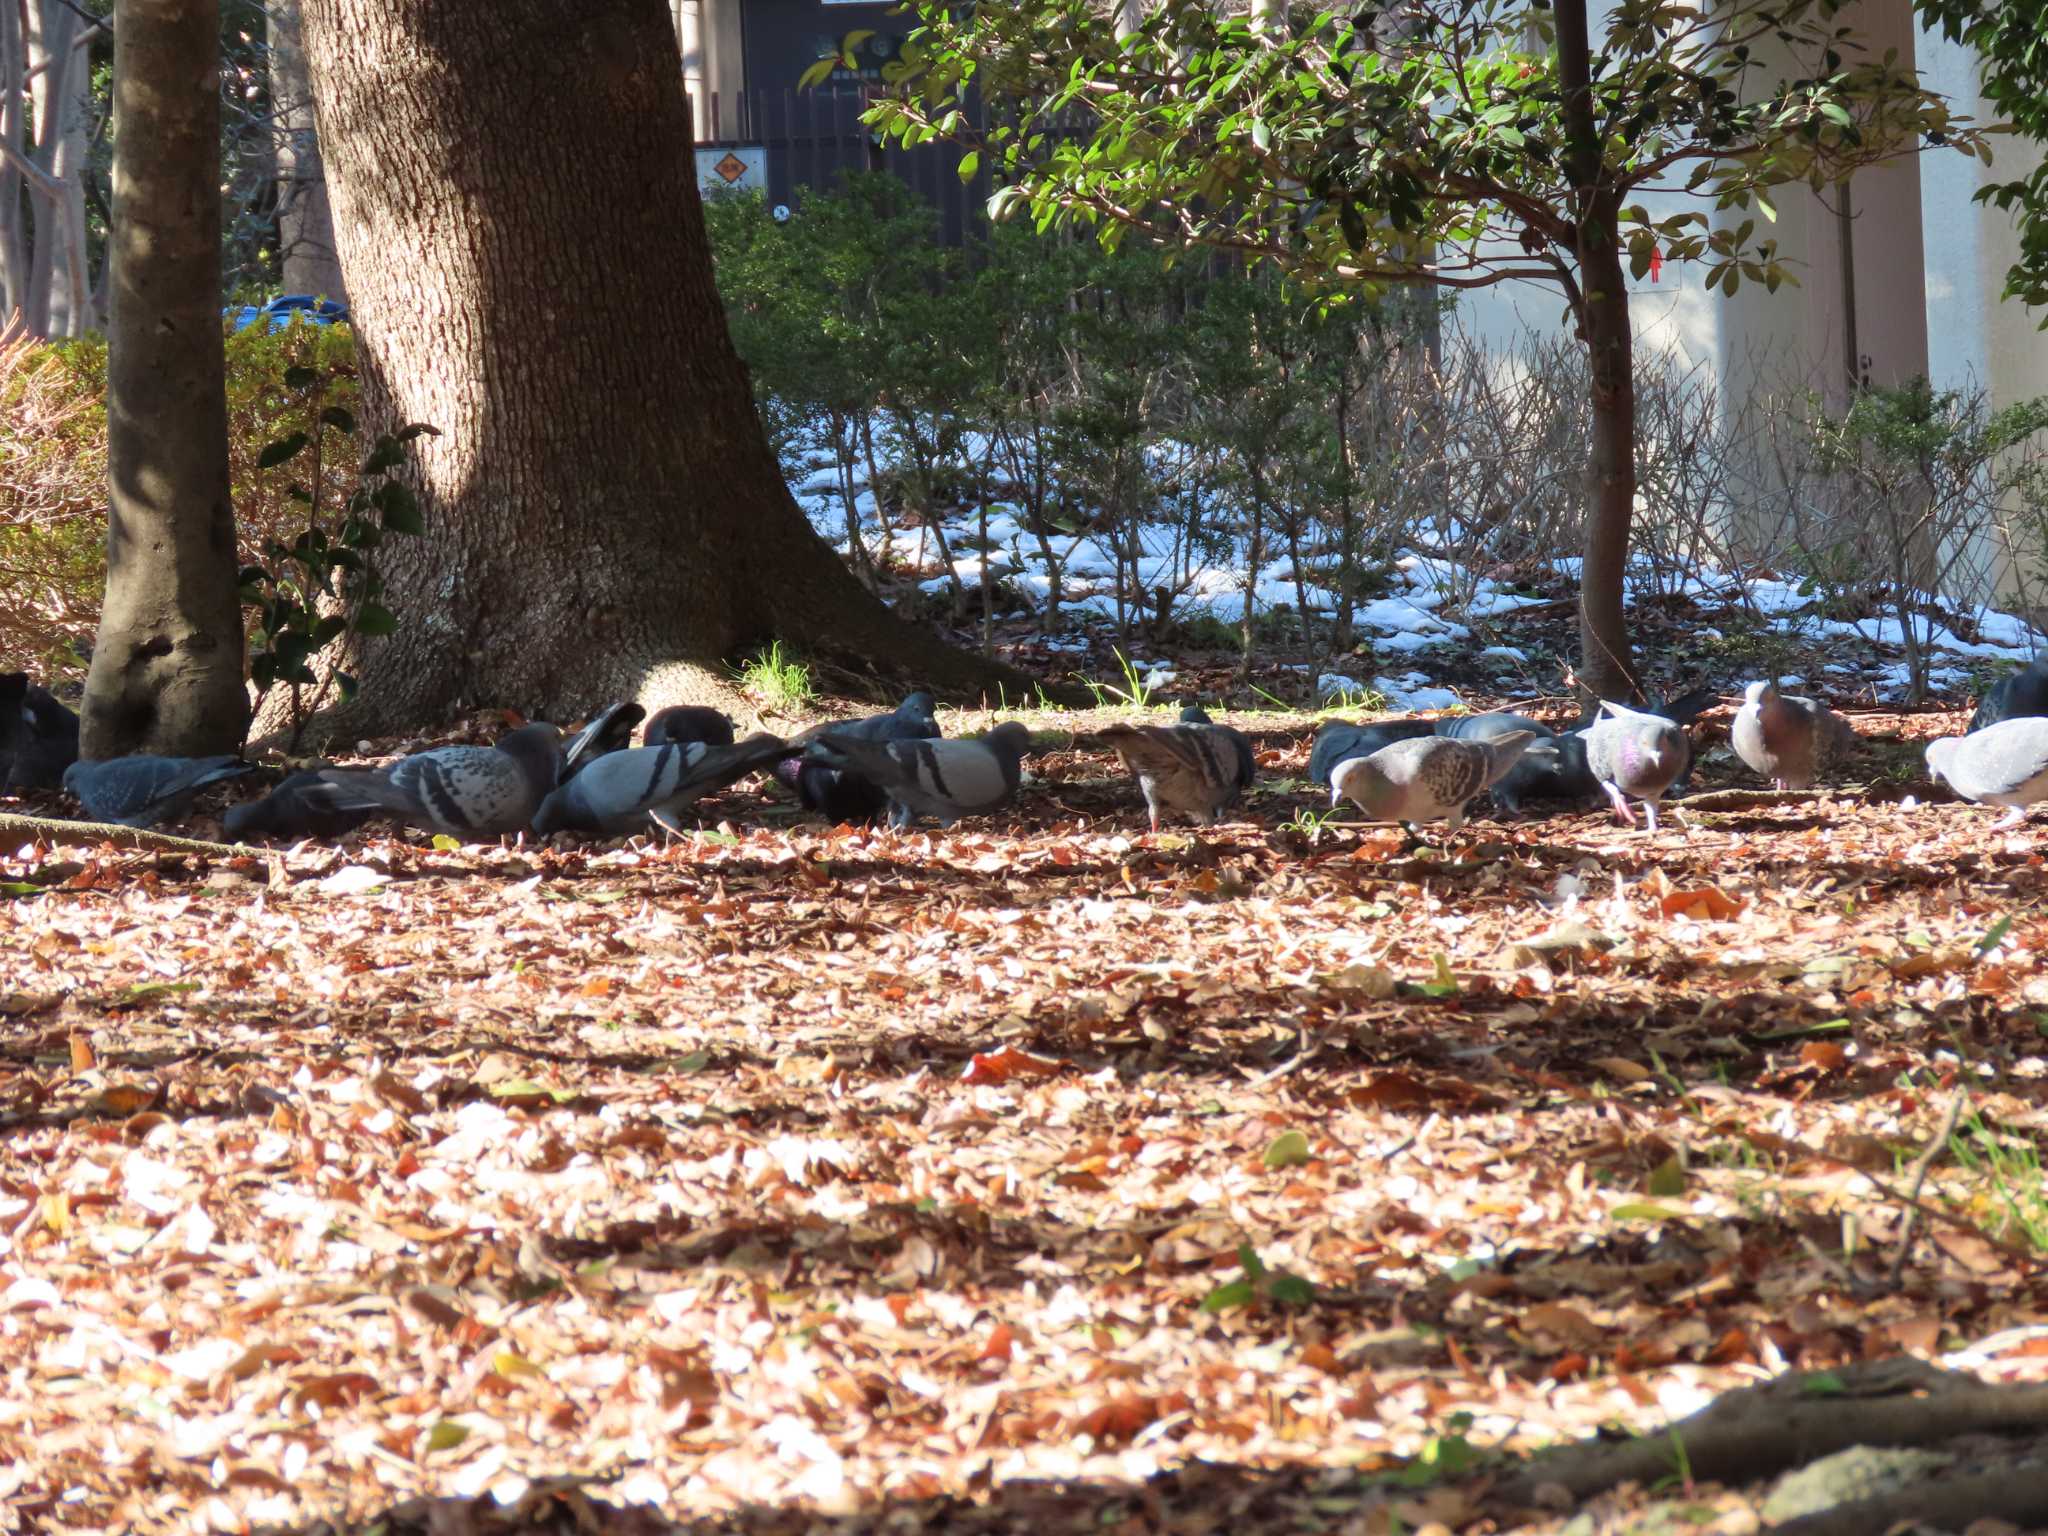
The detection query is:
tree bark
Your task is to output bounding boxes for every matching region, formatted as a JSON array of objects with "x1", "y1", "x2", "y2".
[
  {"x1": 267, "y1": 0, "x2": 346, "y2": 304},
  {"x1": 291, "y1": 0, "x2": 1036, "y2": 739},
  {"x1": 82, "y1": 0, "x2": 250, "y2": 759},
  {"x1": 1555, "y1": 0, "x2": 1640, "y2": 704}
]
